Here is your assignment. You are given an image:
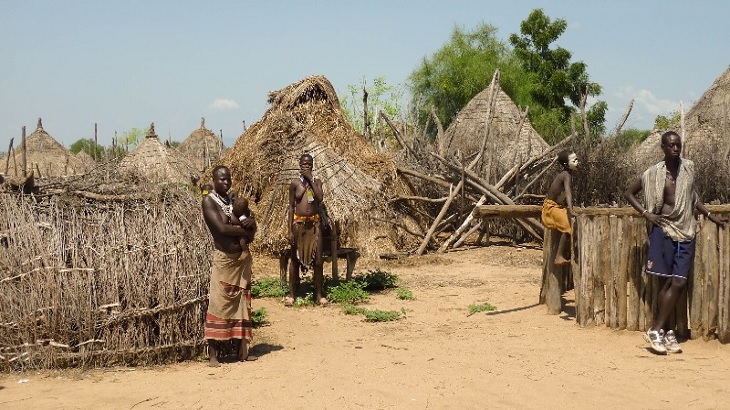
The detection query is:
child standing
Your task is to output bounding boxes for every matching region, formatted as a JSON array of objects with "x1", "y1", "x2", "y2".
[{"x1": 542, "y1": 150, "x2": 579, "y2": 265}]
